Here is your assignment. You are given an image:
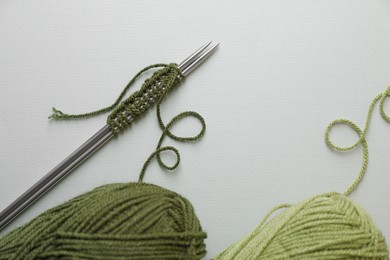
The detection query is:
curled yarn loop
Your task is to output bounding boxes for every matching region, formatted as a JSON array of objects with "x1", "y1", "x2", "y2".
[
  {"x1": 215, "y1": 87, "x2": 390, "y2": 259},
  {"x1": 325, "y1": 85, "x2": 390, "y2": 195},
  {"x1": 139, "y1": 110, "x2": 206, "y2": 182},
  {"x1": 0, "y1": 183, "x2": 207, "y2": 259}
]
